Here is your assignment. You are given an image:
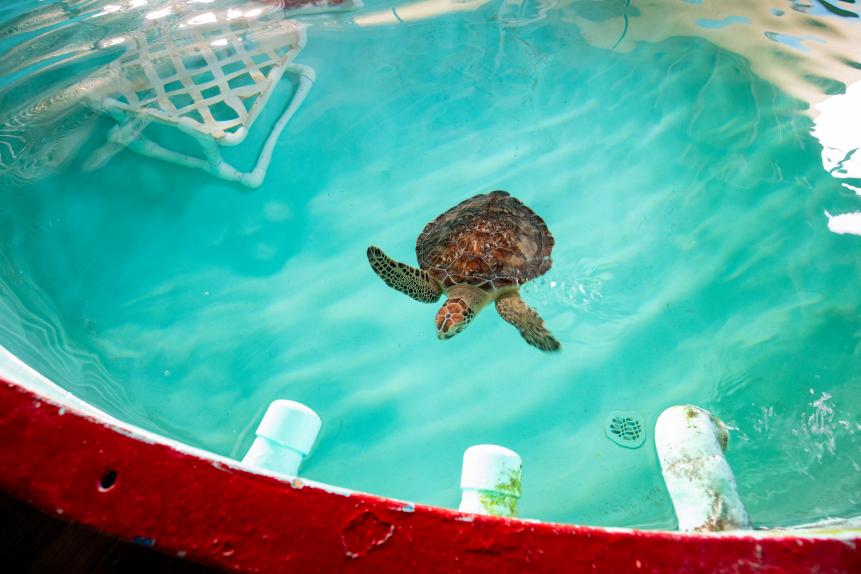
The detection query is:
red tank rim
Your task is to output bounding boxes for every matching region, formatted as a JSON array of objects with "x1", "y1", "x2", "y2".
[{"x1": 0, "y1": 376, "x2": 858, "y2": 573}]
